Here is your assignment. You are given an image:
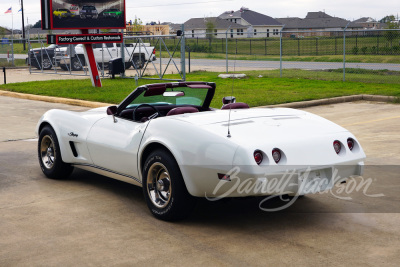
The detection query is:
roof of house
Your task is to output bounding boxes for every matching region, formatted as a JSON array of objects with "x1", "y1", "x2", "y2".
[
  {"x1": 0, "y1": 27, "x2": 12, "y2": 34},
  {"x1": 219, "y1": 8, "x2": 282, "y2": 26},
  {"x1": 353, "y1": 17, "x2": 378, "y2": 23},
  {"x1": 276, "y1": 12, "x2": 362, "y2": 29},
  {"x1": 184, "y1": 17, "x2": 246, "y2": 30}
]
